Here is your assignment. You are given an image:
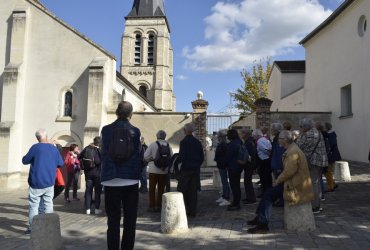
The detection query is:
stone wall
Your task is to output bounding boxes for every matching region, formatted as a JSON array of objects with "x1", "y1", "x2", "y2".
[{"x1": 108, "y1": 112, "x2": 193, "y2": 153}]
